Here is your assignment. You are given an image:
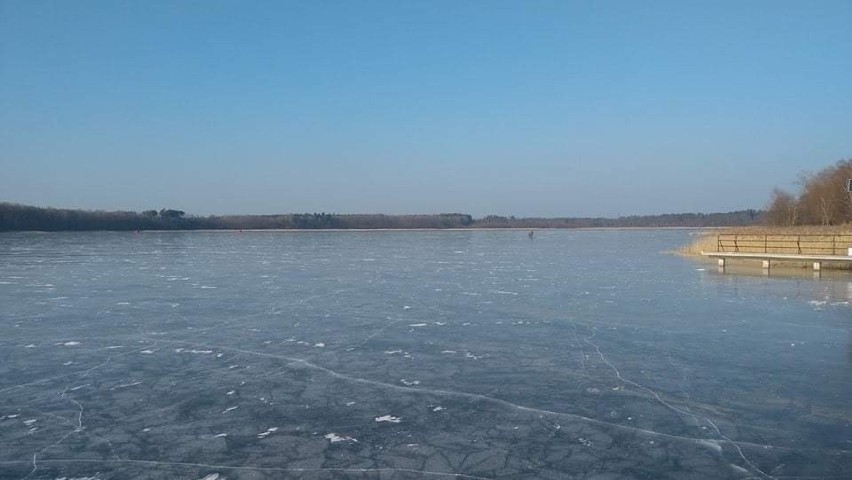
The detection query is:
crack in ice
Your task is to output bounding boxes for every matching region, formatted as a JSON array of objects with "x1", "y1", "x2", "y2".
[
  {"x1": 3, "y1": 458, "x2": 495, "y2": 479},
  {"x1": 159, "y1": 338, "x2": 795, "y2": 453},
  {"x1": 583, "y1": 335, "x2": 776, "y2": 480}
]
